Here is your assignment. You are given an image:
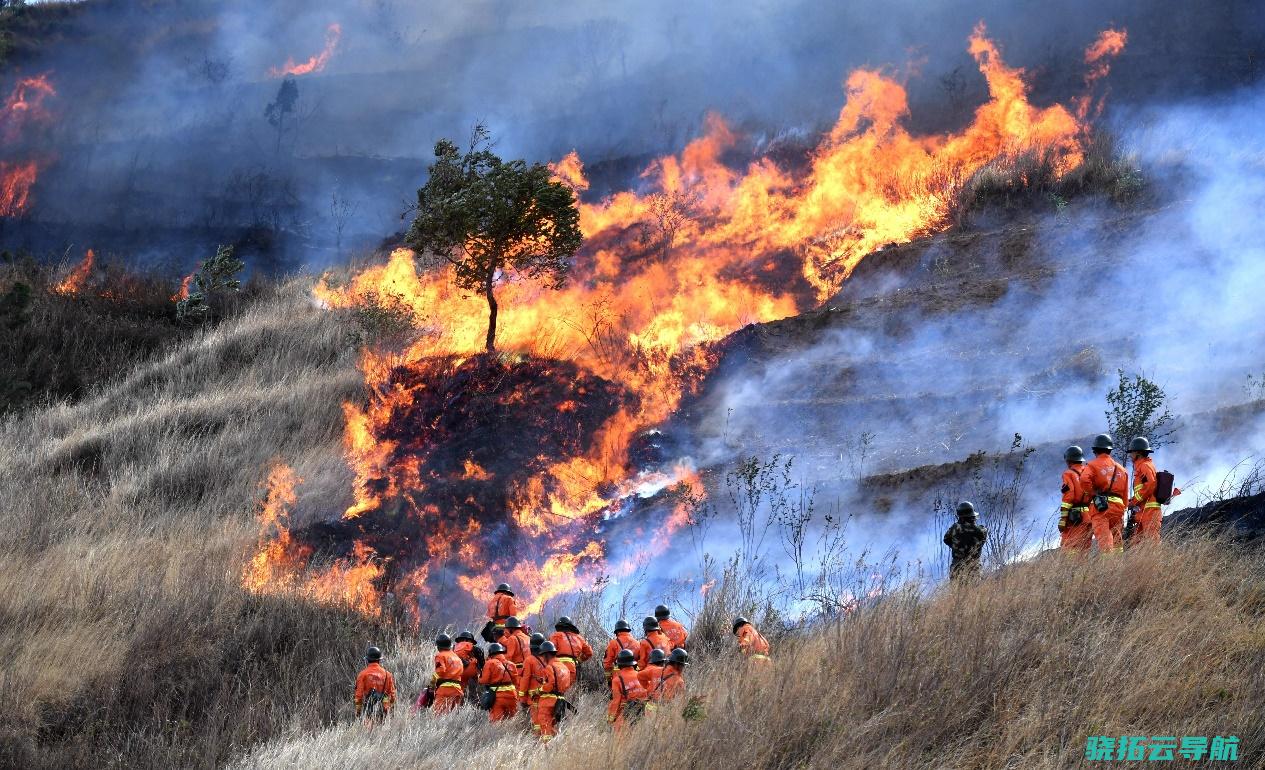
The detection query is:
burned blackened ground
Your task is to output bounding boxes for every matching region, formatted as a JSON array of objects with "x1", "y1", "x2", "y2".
[{"x1": 288, "y1": 353, "x2": 634, "y2": 611}]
